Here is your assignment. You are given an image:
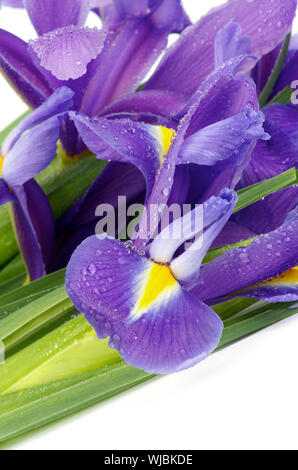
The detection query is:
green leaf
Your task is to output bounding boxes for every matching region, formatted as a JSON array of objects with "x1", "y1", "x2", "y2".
[
  {"x1": 0, "y1": 364, "x2": 152, "y2": 444},
  {"x1": 0, "y1": 315, "x2": 120, "y2": 393},
  {"x1": 0, "y1": 256, "x2": 26, "y2": 295},
  {"x1": 0, "y1": 298, "x2": 297, "y2": 444},
  {"x1": 0, "y1": 286, "x2": 69, "y2": 341},
  {"x1": 213, "y1": 297, "x2": 257, "y2": 321},
  {"x1": 219, "y1": 301, "x2": 298, "y2": 347},
  {"x1": 0, "y1": 268, "x2": 66, "y2": 315},
  {"x1": 234, "y1": 168, "x2": 297, "y2": 213},
  {"x1": 265, "y1": 86, "x2": 293, "y2": 107},
  {"x1": 259, "y1": 33, "x2": 291, "y2": 108}
]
